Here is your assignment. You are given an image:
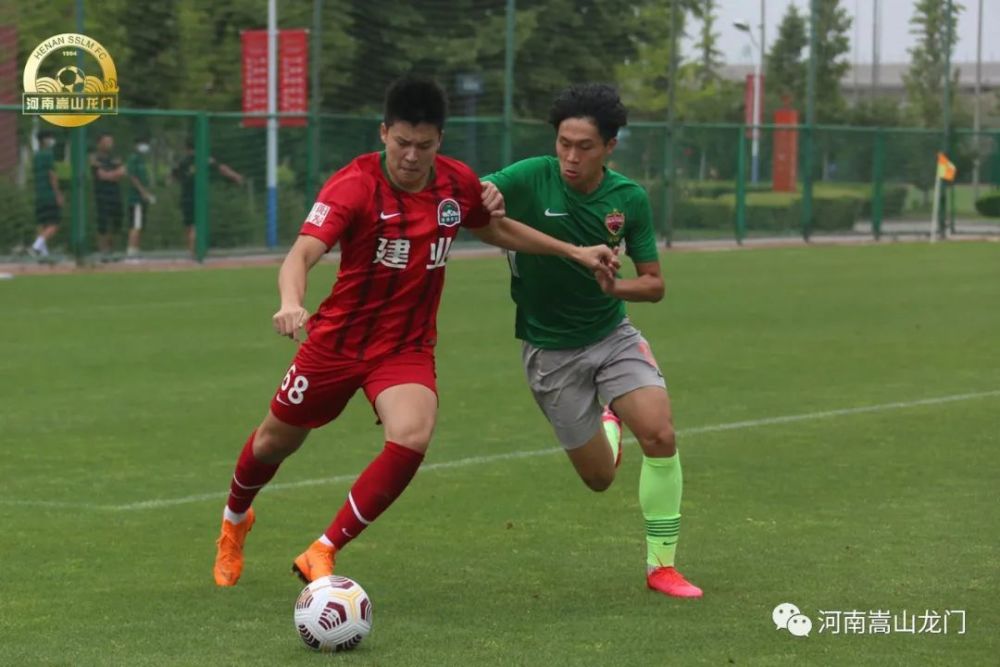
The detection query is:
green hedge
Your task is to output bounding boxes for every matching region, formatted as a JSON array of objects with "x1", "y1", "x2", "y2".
[
  {"x1": 0, "y1": 179, "x2": 35, "y2": 252},
  {"x1": 675, "y1": 198, "x2": 732, "y2": 230},
  {"x1": 675, "y1": 193, "x2": 861, "y2": 233},
  {"x1": 679, "y1": 180, "x2": 907, "y2": 220},
  {"x1": 974, "y1": 192, "x2": 1000, "y2": 218}
]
